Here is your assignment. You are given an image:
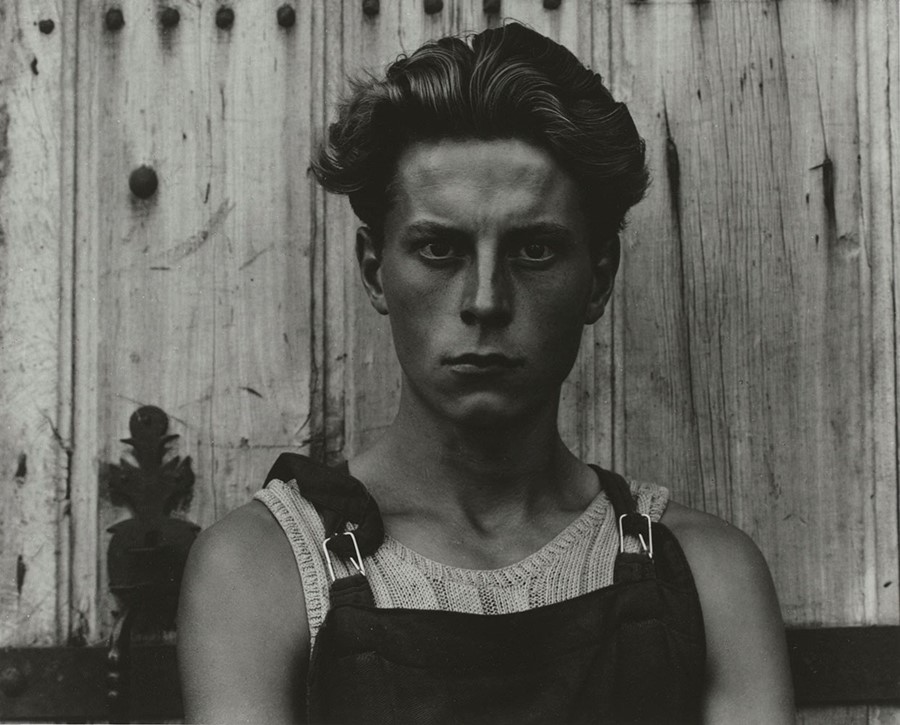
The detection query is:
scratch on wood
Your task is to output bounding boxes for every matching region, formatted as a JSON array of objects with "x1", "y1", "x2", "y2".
[
  {"x1": 0, "y1": 102, "x2": 9, "y2": 185},
  {"x1": 15, "y1": 452, "x2": 26, "y2": 478},
  {"x1": 29, "y1": 56, "x2": 38, "y2": 75},
  {"x1": 239, "y1": 244, "x2": 274, "y2": 270},
  {"x1": 16, "y1": 555, "x2": 26, "y2": 595},
  {"x1": 240, "y1": 386, "x2": 263, "y2": 398},
  {"x1": 662, "y1": 99, "x2": 682, "y2": 233},
  {"x1": 40, "y1": 411, "x2": 71, "y2": 453},
  {"x1": 162, "y1": 199, "x2": 234, "y2": 264}
]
